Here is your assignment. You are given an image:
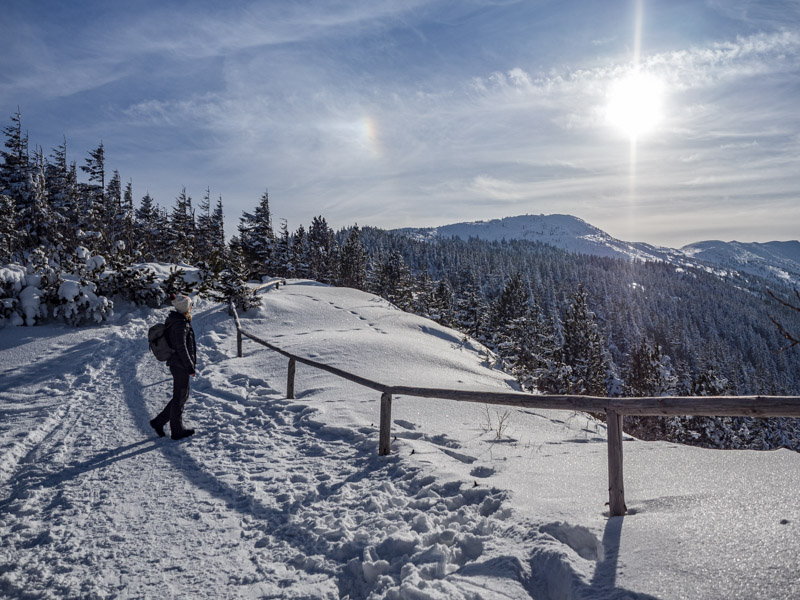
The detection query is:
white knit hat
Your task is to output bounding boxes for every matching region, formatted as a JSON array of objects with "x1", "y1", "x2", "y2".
[{"x1": 172, "y1": 294, "x2": 192, "y2": 314}]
